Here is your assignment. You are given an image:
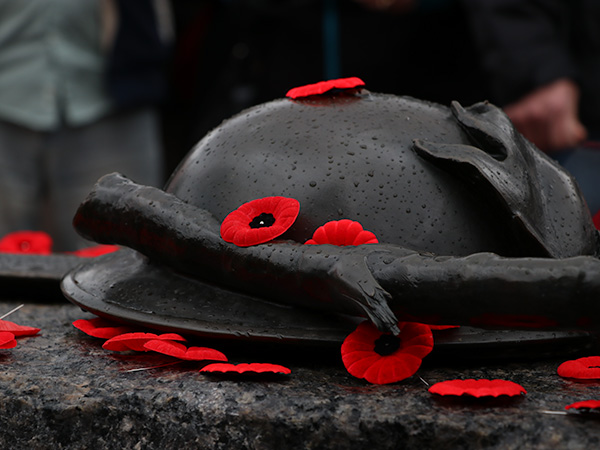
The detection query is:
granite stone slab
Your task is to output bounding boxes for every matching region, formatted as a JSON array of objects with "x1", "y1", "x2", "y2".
[{"x1": 1, "y1": 300, "x2": 600, "y2": 449}]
